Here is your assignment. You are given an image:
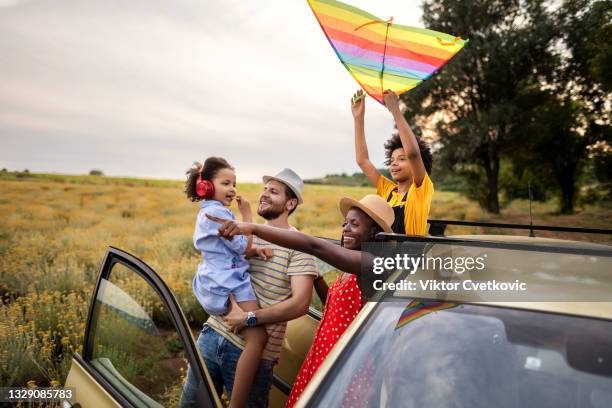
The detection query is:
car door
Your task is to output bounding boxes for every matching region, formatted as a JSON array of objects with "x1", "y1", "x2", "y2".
[{"x1": 64, "y1": 246, "x2": 221, "y2": 408}]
